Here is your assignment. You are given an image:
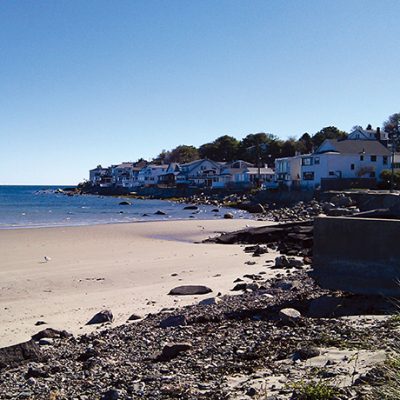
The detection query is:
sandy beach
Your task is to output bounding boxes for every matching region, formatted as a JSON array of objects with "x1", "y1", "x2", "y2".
[{"x1": 0, "y1": 219, "x2": 274, "y2": 348}]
